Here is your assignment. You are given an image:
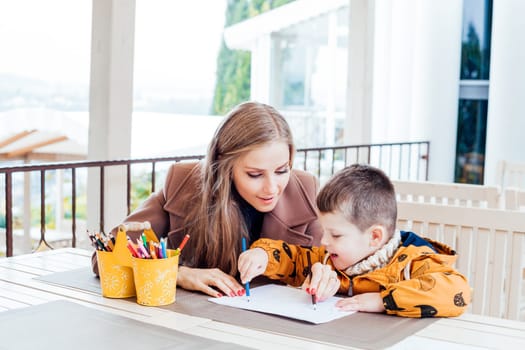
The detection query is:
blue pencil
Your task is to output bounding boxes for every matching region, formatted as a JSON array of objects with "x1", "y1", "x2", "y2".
[{"x1": 242, "y1": 237, "x2": 251, "y2": 301}]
